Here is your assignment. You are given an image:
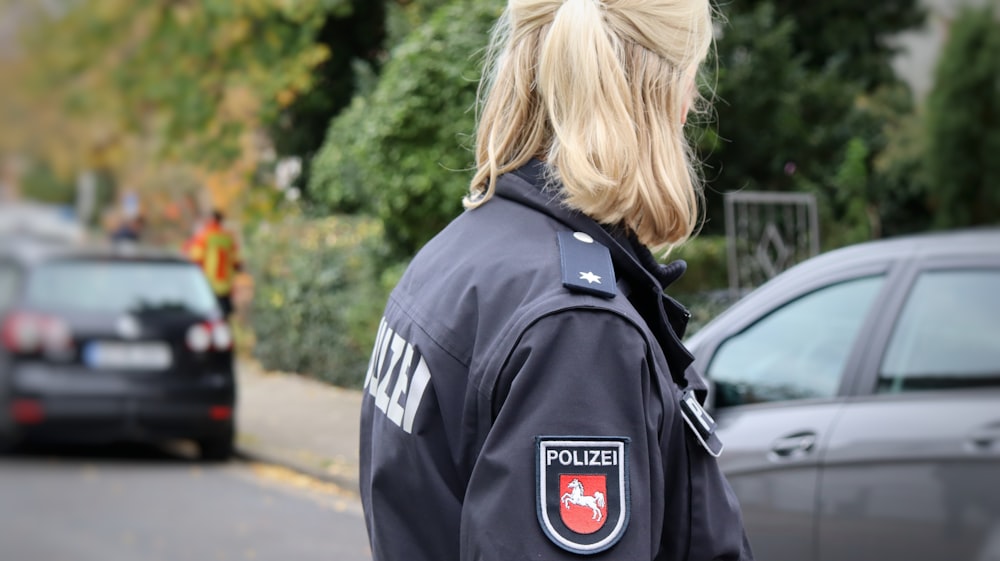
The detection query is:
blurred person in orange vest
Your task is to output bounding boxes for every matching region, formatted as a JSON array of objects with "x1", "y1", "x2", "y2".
[{"x1": 186, "y1": 210, "x2": 242, "y2": 319}]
